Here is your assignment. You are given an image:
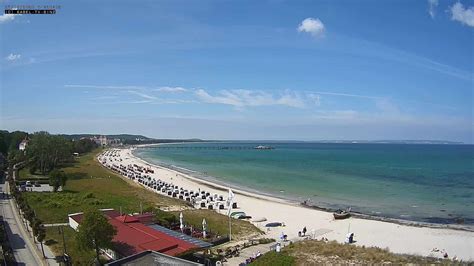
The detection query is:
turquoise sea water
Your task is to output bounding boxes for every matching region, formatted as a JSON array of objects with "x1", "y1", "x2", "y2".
[{"x1": 134, "y1": 142, "x2": 474, "y2": 226}]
